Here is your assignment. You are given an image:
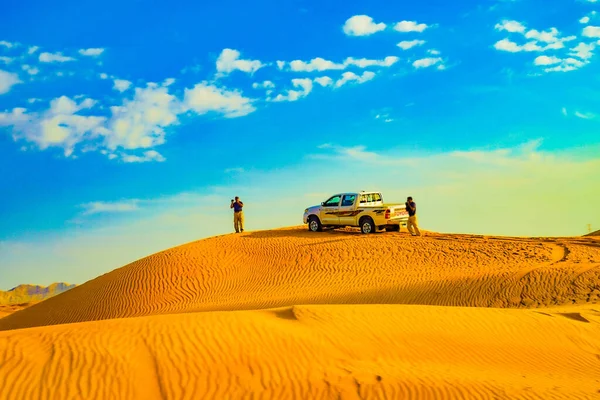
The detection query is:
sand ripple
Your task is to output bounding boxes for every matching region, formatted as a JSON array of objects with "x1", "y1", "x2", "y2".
[{"x1": 1, "y1": 228, "x2": 599, "y2": 331}]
